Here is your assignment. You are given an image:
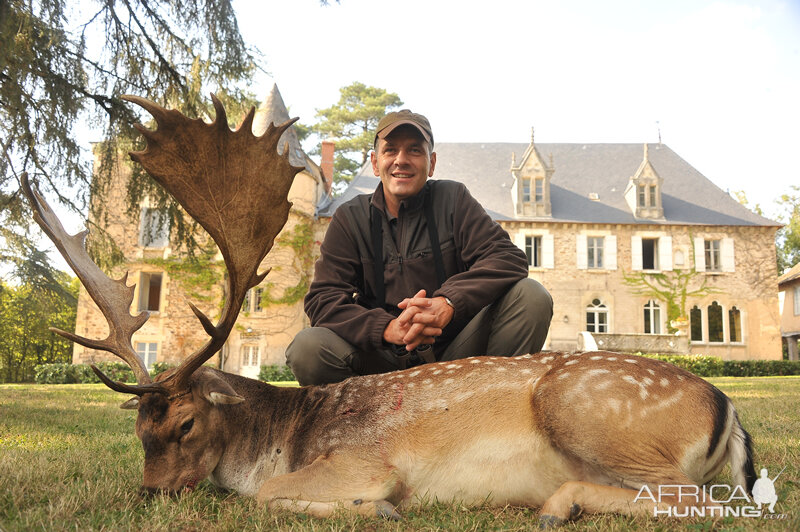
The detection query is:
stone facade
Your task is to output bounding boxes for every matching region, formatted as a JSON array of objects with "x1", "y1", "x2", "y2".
[
  {"x1": 504, "y1": 222, "x2": 780, "y2": 360},
  {"x1": 778, "y1": 263, "x2": 800, "y2": 360}
]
